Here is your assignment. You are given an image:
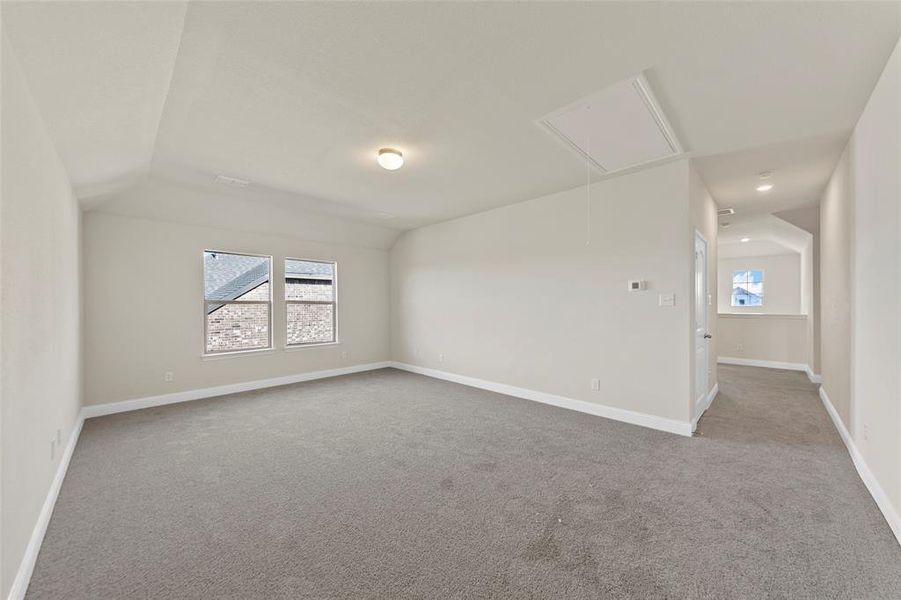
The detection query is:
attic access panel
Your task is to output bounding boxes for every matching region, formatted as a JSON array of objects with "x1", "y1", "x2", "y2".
[{"x1": 540, "y1": 75, "x2": 683, "y2": 174}]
